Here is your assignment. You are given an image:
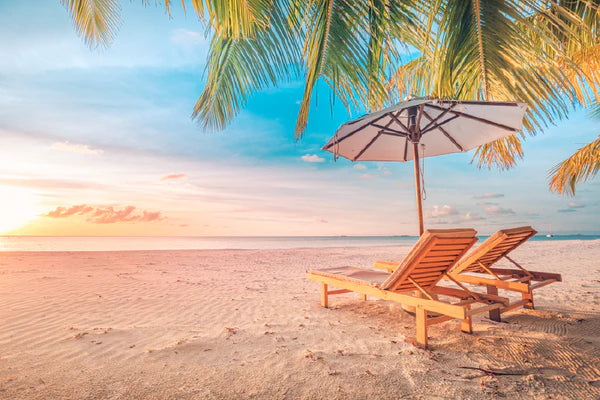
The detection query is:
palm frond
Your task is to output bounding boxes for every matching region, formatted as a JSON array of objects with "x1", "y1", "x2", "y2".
[
  {"x1": 590, "y1": 102, "x2": 600, "y2": 119},
  {"x1": 389, "y1": 0, "x2": 599, "y2": 169},
  {"x1": 204, "y1": 0, "x2": 273, "y2": 39},
  {"x1": 192, "y1": 2, "x2": 301, "y2": 131},
  {"x1": 61, "y1": 0, "x2": 120, "y2": 48},
  {"x1": 549, "y1": 135, "x2": 600, "y2": 195},
  {"x1": 472, "y1": 134, "x2": 524, "y2": 170},
  {"x1": 294, "y1": 0, "x2": 336, "y2": 136}
]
